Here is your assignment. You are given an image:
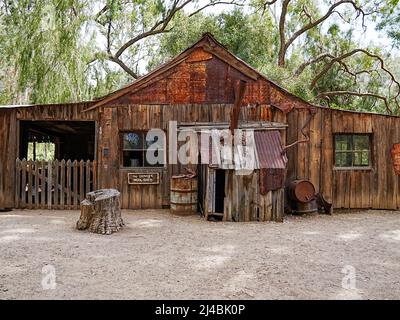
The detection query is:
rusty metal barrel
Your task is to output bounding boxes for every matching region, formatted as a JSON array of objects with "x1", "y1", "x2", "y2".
[
  {"x1": 170, "y1": 175, "x2": 198, "y2": 215},
  {"x1": 288, "y1": 179, "x2": 317, "y2": 215},
  {"x1": 288, "y1": 179, "x2": 316, "y2": 203},
  {"x1": 295, "y1": 199, "x2": 318, "y2": 214}
]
